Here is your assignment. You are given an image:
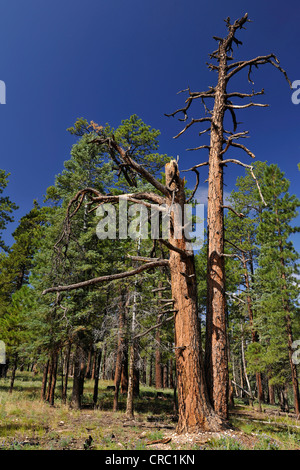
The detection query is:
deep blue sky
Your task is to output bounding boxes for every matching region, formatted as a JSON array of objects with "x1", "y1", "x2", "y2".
[{"x1": 0, "y1": 0, "x2": 299, "y2": 252}]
